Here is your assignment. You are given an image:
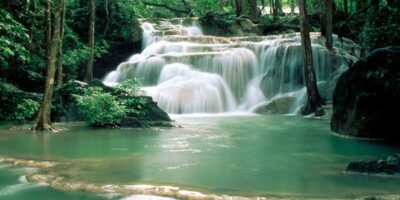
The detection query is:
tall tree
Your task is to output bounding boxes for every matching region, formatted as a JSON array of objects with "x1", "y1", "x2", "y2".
[
  {"x1": 319, "y1": 0, "x2": 327, "y2": 37},
  {"x1": 241, "y1": 0, "x2": 258, "y2": 19},
  {"x1": 290, "y1": 0, "x2": 296, "y2": 13},
  {"x1": 85, "y1": 0, "x2": 96, "y2": 82},
  {"x1": 344, "y1": 0, "x2": 348, "y2": 16},
  {"x1": 298, "y1": 0, "x2": 325, "y2": 116},
  {"x1": 56, "y1": 0, "x2": 66, "y2": 86},
  {"x1": 325, "y1": 0, "x2": 333, "y2": 50},
  {"x1": 103, "y1": 0, "x2": 112, "y2": 36},
  {"x1": 32, "y1": 0, "x2": 63, "y2": 131},
  {"x1": 233, "y1": 0, "x2": 242, "y2": 16},
  {"x1": 271, "y1": 0, "x2": 283, "y2": 21}
]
